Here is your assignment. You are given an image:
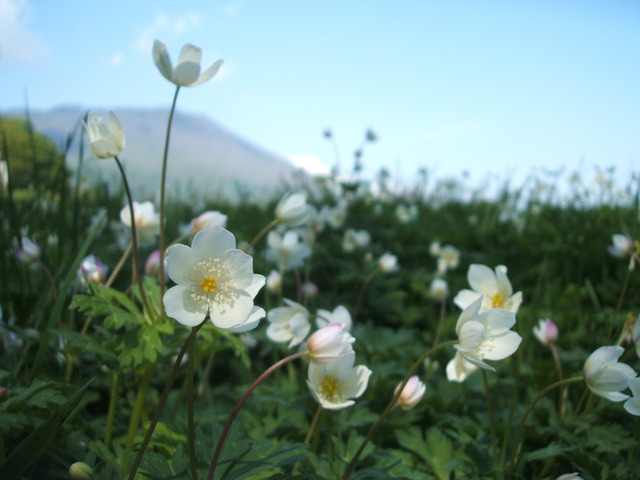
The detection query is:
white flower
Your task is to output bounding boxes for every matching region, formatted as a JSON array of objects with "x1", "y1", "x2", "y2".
[
  {"x1": 394, "y1": 376, "x2": 426, "y2": 410},
  {"x1": 429, "y1": 278, "x2": 449, "y2": 301},
  {"x1": 190, "y1": 211, "x2": 227, "y2": 234},
  {"x1": 555, "y1": 474, "x2": 584, "y2": 480},
  {"x1": 608, "y1": 234, "x2": 633, "y2": 258},
  {"x1": 584, "y1": 346, "x2": 637, "y2": 402},
  {"x1": 454, "y1": 264, "x2": 523, "y2": 313},
  {"x1": 119, "y1": 201, "x2": 160, "y2": 246},
  {"x1": 163, "y1": 226, "x2": 266, "y2": 331},
  {"x1": 13, "y1": 236, "x2": 41, "y2": 265},
  {"x1": 83, "y1": 111, "x2": 125, "y2": 159},
  {"x1": 153, "y1": 40, "x2": 223, "y2": 87},
  {"x1": 306, "y1": 322, "x2": 355, "y2": 363},
  {"x1": 455, "y1": 297, "x2": 522, "y2": 371},
  {"x1": 275, "y1": 192, "x2": 312, "y2": 227},
  {"x1": 533, "y1": 318, "x2": 558, "y2": 346},
  {"x1": 319, "y1": 201, "x2": 348, "y2": 229},
  {"x1": 623, "y1": 377, "x2": 640, "y2": 416},
  {"x1": 307, "y1": 355, "x2": 371, "y2": 409},
  {"x1": 77, "y1": 255, "x2": 107, "y2": 286},
  {"x1": 446, "y1": 351, "x2": 479, "y2": 382},
  {"x1": 316, "y1": 305, "x2": 352, "y2": 331},
  {"x1": 0, "y1": 160, "x2": 9, "y2": 193},
  {"x1": 266, "y1": 230, "x2": 311, "y2": 270},
  {"x1": 266, "y1": 269, "x2": 282, "y2": 293},
  {"x1": 436, "y1": 245, "x2": 460, "y2": 274},
  {"x1": 378, "y1": 252, "x2": 399, "y2": 273},
  {"x1": 395, "y1": 204, "x2": 418, "y2": 224},
  {"x1": 342, "y1": 228, "x2": 371, "y2": 253},
  {"x1": 266, "y1": 299, "x2": 311, "y2": 348}
]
